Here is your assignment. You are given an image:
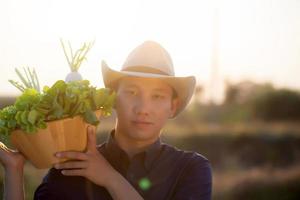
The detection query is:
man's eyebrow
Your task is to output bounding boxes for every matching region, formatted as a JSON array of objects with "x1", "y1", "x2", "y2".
[
  {"x1": 153, "y1": 88, "x2": 170, "y2": 93},
  {"x1": 122, "y1": 83, "x2": 138, "y2": 88}
]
